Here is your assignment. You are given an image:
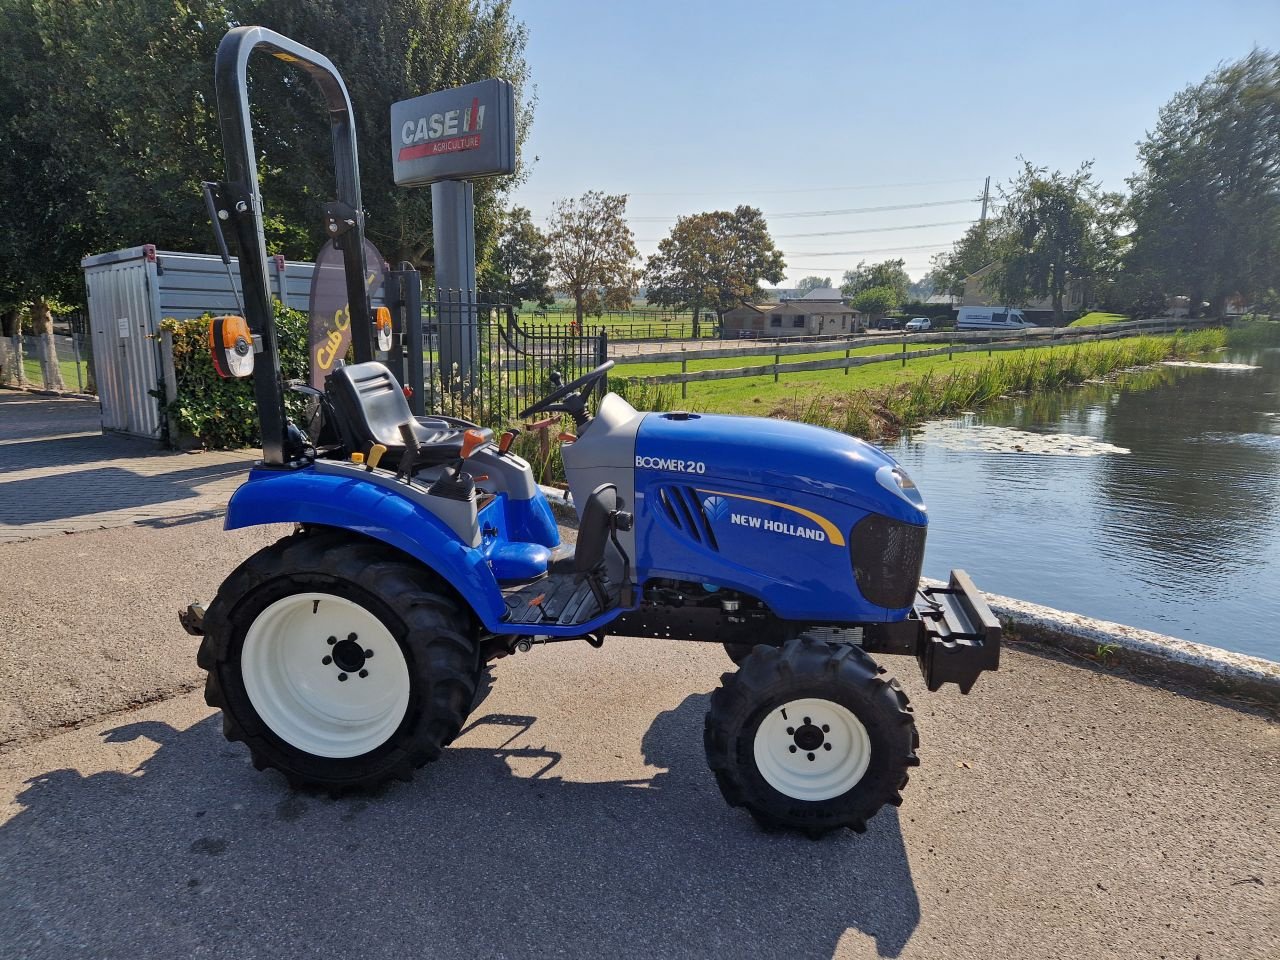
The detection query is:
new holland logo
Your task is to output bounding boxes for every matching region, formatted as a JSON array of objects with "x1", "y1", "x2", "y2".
[
  {"x1": 702, "y1": 496, "x2": 729, "y2": 521},
  {"x1": 694, "y1": 489, "x2": 846, "y2": 547}
]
